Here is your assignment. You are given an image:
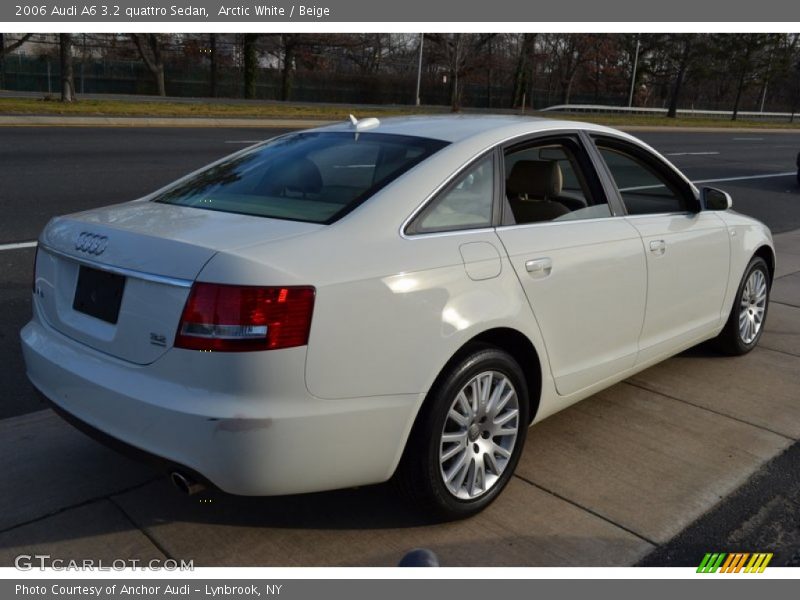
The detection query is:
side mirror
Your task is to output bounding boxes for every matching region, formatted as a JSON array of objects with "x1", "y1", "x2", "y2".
[{"x1": 701, "y1": 187, "x2": 732, "y2": 211}]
